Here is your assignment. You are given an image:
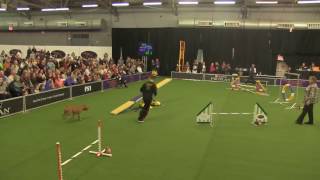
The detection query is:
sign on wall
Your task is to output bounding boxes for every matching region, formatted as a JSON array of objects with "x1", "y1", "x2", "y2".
[
  {"x1": 25, "y1": 88, "x2": 70, "y2": 110},
  {"x1": 71, "y1": 81, "x2": 101, "y2": 97},
  {"x1": 0, "y1": 97, "x2": 24, "y2": 118}
]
